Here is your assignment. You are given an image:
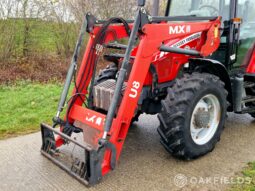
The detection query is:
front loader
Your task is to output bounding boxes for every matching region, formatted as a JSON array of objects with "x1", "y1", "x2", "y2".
[{"x1": 41, "y1": 0, "x2": 255, "y2": 186}]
